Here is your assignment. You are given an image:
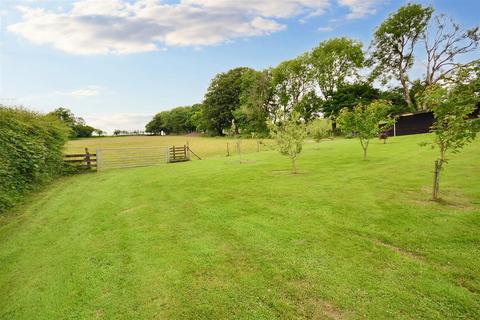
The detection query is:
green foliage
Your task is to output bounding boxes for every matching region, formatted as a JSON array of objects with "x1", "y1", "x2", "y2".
[
  {"x1": 272, "y1": 55, "x2": 313, "y2": 114},
  {"x1": 189, "y1": 104, "x2": 208, "y2": 133},
  {"x1": 203, "y1": 67, "x2": 254, "y2": 135},
  {"x1": 268, "y1": 111, "x2": 307, "y2": 173},
  {"x1": 322, "y1": 83, "x2": 380, "y2": 119},
  {"x1": 420, "y1": 66, "x2": 480, "y2": 199},
  {"x1": 73, "y1": 124, "x2": 96, "y2": 137},
  {"x1": 236, "y1": 69, "x2": 274, "y2": 136},
  {"x1": 308, "y1": 119, "x2": 331, "y2": 144},
  {"x1": 146, "y1": 111, "x2": 168, "y2": 135},
  {"x1": 49, "y1": 107, "x2": 100, "y2": 138},
  {"x1": 379, "y1": 87, "x2": 411, "y2": 114},
  {"x1": 0, "y1": 106, "x2": 69, "y2": 212},
  {"x1": 146, "y1": 106, "x2": 198, "y2": 135},
  {"x1": 310, "y1": 37, "x2": 364, "y2": 99},
  {"x1": 369, "y1": 4, "x2": 433, "y2": 109},
  {"x1": 294, "y1": 91, "x2": 322, "y2": 123},
  {"x1": 337, "y1": 100, "x2": 395, "y2": 160},
  {"x1": 424, "y1": 86, "x2": 480, "y2": 155}
]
